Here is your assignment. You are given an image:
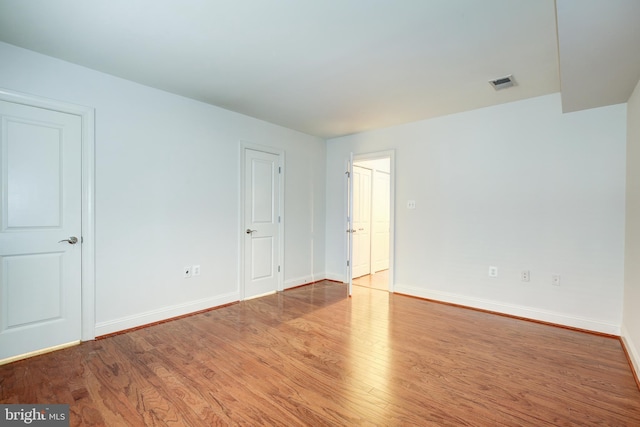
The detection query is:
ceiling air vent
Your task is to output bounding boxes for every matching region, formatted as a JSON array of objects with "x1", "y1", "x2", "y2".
[{"x1": 489, "y1": 74, "x2": 515, "y2": 90}]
